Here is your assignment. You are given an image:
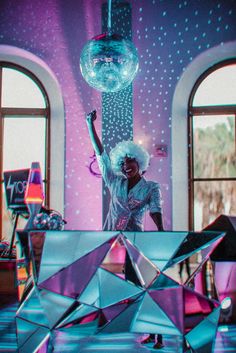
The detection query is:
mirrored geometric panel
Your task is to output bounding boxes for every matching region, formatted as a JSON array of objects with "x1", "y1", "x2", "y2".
[
  {"x1": 79, "y1": 266, "x2": 144, "y2": 310},
  {"x1": 96, "y1": 267, "x2": 144, "y2": 308},
  {"x1": 169, "y1": 231, "x2": 225, "y2": 267},
  {"x1": 37, "y1": 231, "x2": 117, "y2": 284},
  {"x1": 163, "y1": 251, "x2": 203, "y2": 286},
  {"x1": 19, "y1": 276, "x2": 35, "y2": 305},
  {"x1": 123, "y1": 236, "x2": 161, "y2": 288},
  {"x1": 185, "y1": 307, "x2": 221, "y2": 353},
  {"x1": 39, "y1": 240, "x2": 112, "y2": 298},
  {"x1": 16, "y1": 288, "x2": 50, "y2": 328},
  {"x1": 101, "y1": 234, "x2": 160, "y2": 288},
  {"x1": 37, "y1": 289, "x2": 76, "y2": 329},
  {"x1": 37, "y1": 230, "x2": 84, "y2": 284},
  {"x1": 100, "y1": 234, "x2": 126, "y2": 278},
  {"x1": 77, "y1": 272, "x2": 100, "y2": 307},
  {"x1": 184, "y1": 287, "x2": 219, "y2": 333},
  {"x1": 132, "y1": 292, "x2": 182, "y2": 336},
  {"x1": 15, "y1": 231, "x2": 222, "y2": 353},
  {"x1": 134, "y1": 231, "x2": 188, "y2": 271},
  {"x1": 101, "y1": 294, "x2": 142, "y2": 328},
  {"x1": 29, "y1": 232, "x2": 46, "y2": 280},
  {"x1": 35, "y1": 335, "x2": 51, "y2": 353},
  {"x1": 17, "y1": 230, "x2": 38, "y2": 280},
  {"x1": 150, "y1": 272, "x2": 179, "y2": 290},
  {"x1": 185, "y1": 237, "x2": 222, "y2": 286},
  {"x1": 201, "y1": 235, "x2": 225, "y2": 262},
  {"x1": 149, "y1": 286, "x2": 184, "y2": 333},
  {"x1": 56, "y1": 303, "x2": 98, "y2": 329},
  {"x1": 59, "y1": 311, "x2": 100, "y2": 335},
  {"x1": 16, "y1": 317, "x2": 40, "y2": 348},
  {"x1": 16, "y1": 317, "x2": 50, "y2": 353},
  {"x1": 162, "y1": 231, "x2": 225, "y2": 285},
  {"x1": 100, "y1": 299, "x2": 142, "y2": 334},
  {"x1": 123, "y1": 250, "x2": 143, "y2": 287}
]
